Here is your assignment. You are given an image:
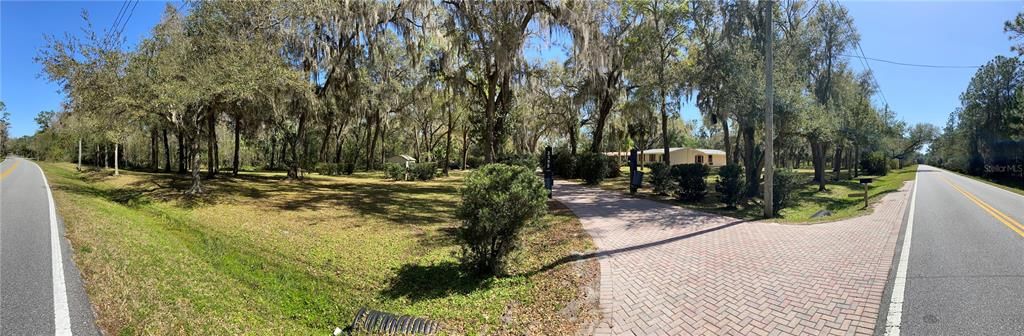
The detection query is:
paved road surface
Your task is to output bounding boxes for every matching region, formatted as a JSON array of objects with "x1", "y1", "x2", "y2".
[
  {"x1": 0, "y1": 157, "x2": 99, "y2": 335},
  {"x1": 894, "y1": 165, "x2": 1024, "y2": 335},
  {"x1": 554, "y1": 178, "x2": 911, "y2": 335}
]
